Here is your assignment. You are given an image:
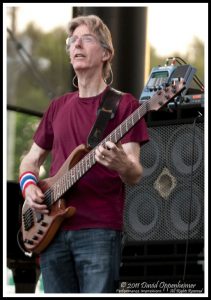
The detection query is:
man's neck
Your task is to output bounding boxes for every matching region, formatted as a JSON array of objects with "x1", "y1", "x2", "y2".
[{"x1": 77, "y1": 71, "x2": 107, "y2": 98}]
